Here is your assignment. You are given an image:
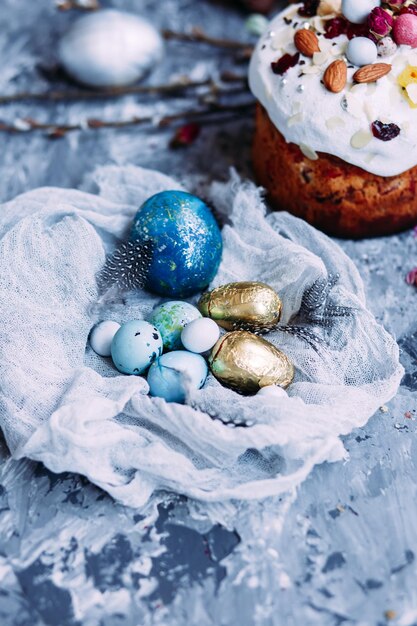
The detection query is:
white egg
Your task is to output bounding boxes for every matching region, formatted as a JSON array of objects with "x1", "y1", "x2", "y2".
[
  {"x1": 181, "y1": 318, "x2": 220, "y2": 353},
  {"x1": 346, "y1": 37, "x2": 378, "y2": 66},
  {"x1": 58, "y1": 9, "x2": 164, "y2": 88},
  {"x1": 89, "y1": 320, "x2": 120, "y2": 357},
  {"x1": 257, "y1": 385, "x2": 288, "y2": 399},
  {"x1": 342, "y1": 0, "x2": 380, "y2": 25}
]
